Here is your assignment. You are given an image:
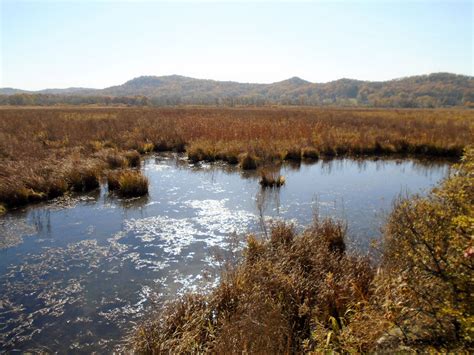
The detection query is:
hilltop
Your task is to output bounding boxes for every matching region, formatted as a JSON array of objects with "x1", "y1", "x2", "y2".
[{"x1": 1, "y1": 72, "x2": 472, "y2": 108}]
